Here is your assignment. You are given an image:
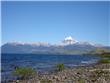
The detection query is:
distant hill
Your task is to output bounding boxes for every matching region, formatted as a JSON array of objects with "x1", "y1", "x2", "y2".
[
  {"x1": 2, "y1": 42, "x2": 110, "y2": 55},
  {"x1": 1, "y1": 36, "x2": 110, "y2": 54}
]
